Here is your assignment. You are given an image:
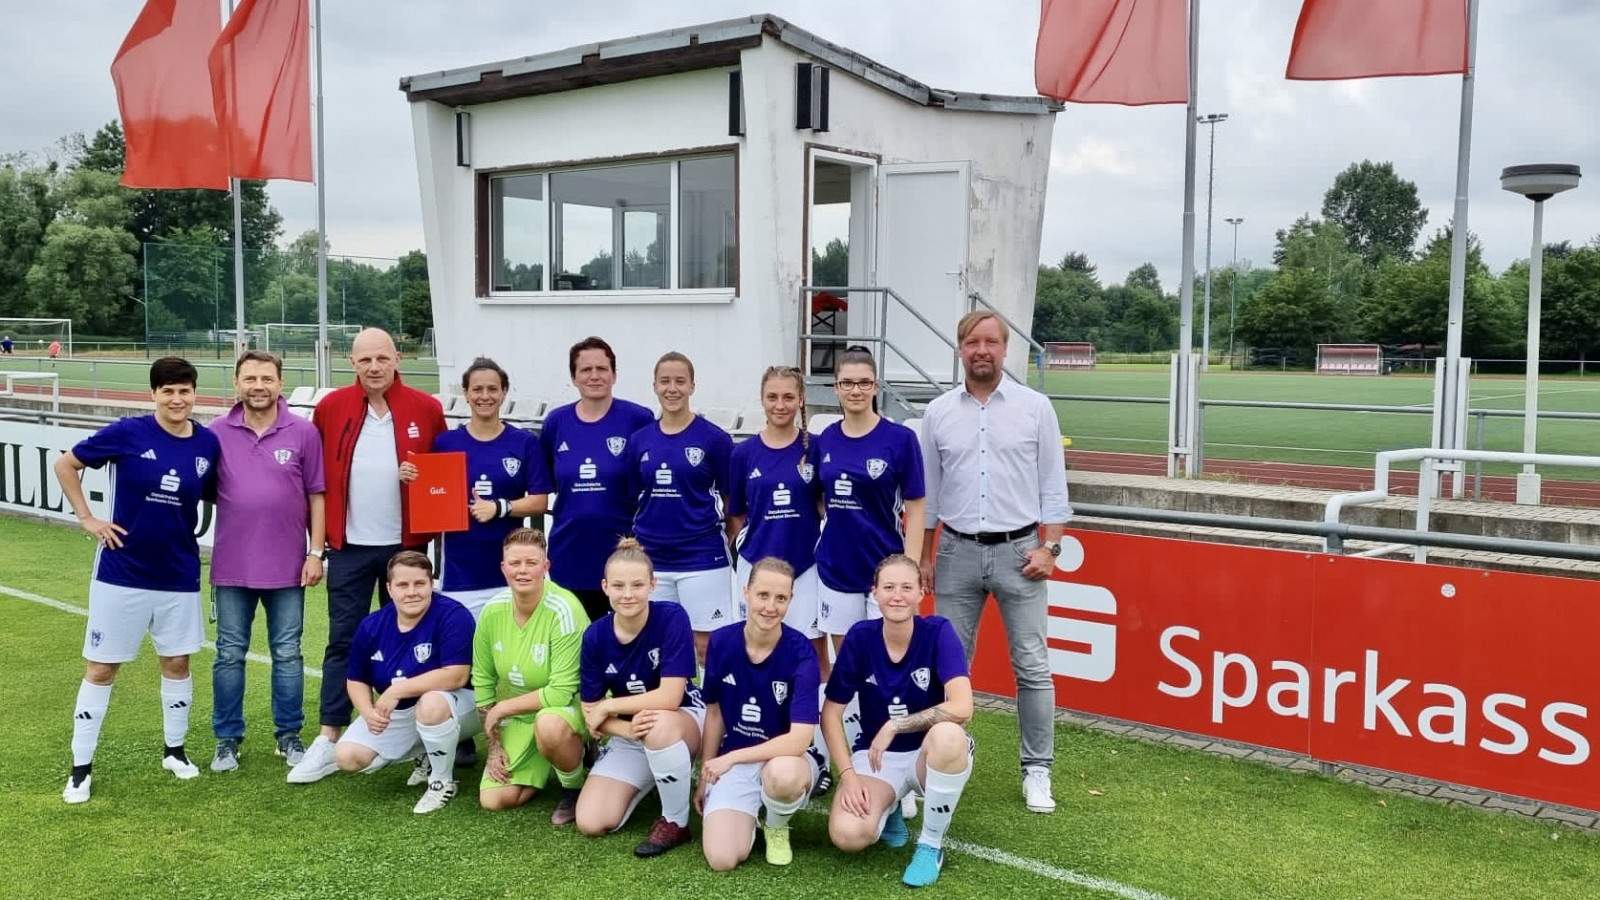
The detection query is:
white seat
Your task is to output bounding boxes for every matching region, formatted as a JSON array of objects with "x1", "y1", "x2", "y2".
[
  {"x1": 287, "y1": 385, "x2": 317, "y2": 407},
  {"x1": 900, "y1": 417, "x2": 923, "y2": 439},
  {"x1": 730, "y1": 408, "x2": 763, "y2": 438},
  {"x1": 312, "y1": 387, "x2": 336, "y2": 406},
  {"x1": 702, "y1": 406, "x2": 740, "y2": 431},
  {"x1": 807, "y1": 412, "x2": 842, "y2": 435}
]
